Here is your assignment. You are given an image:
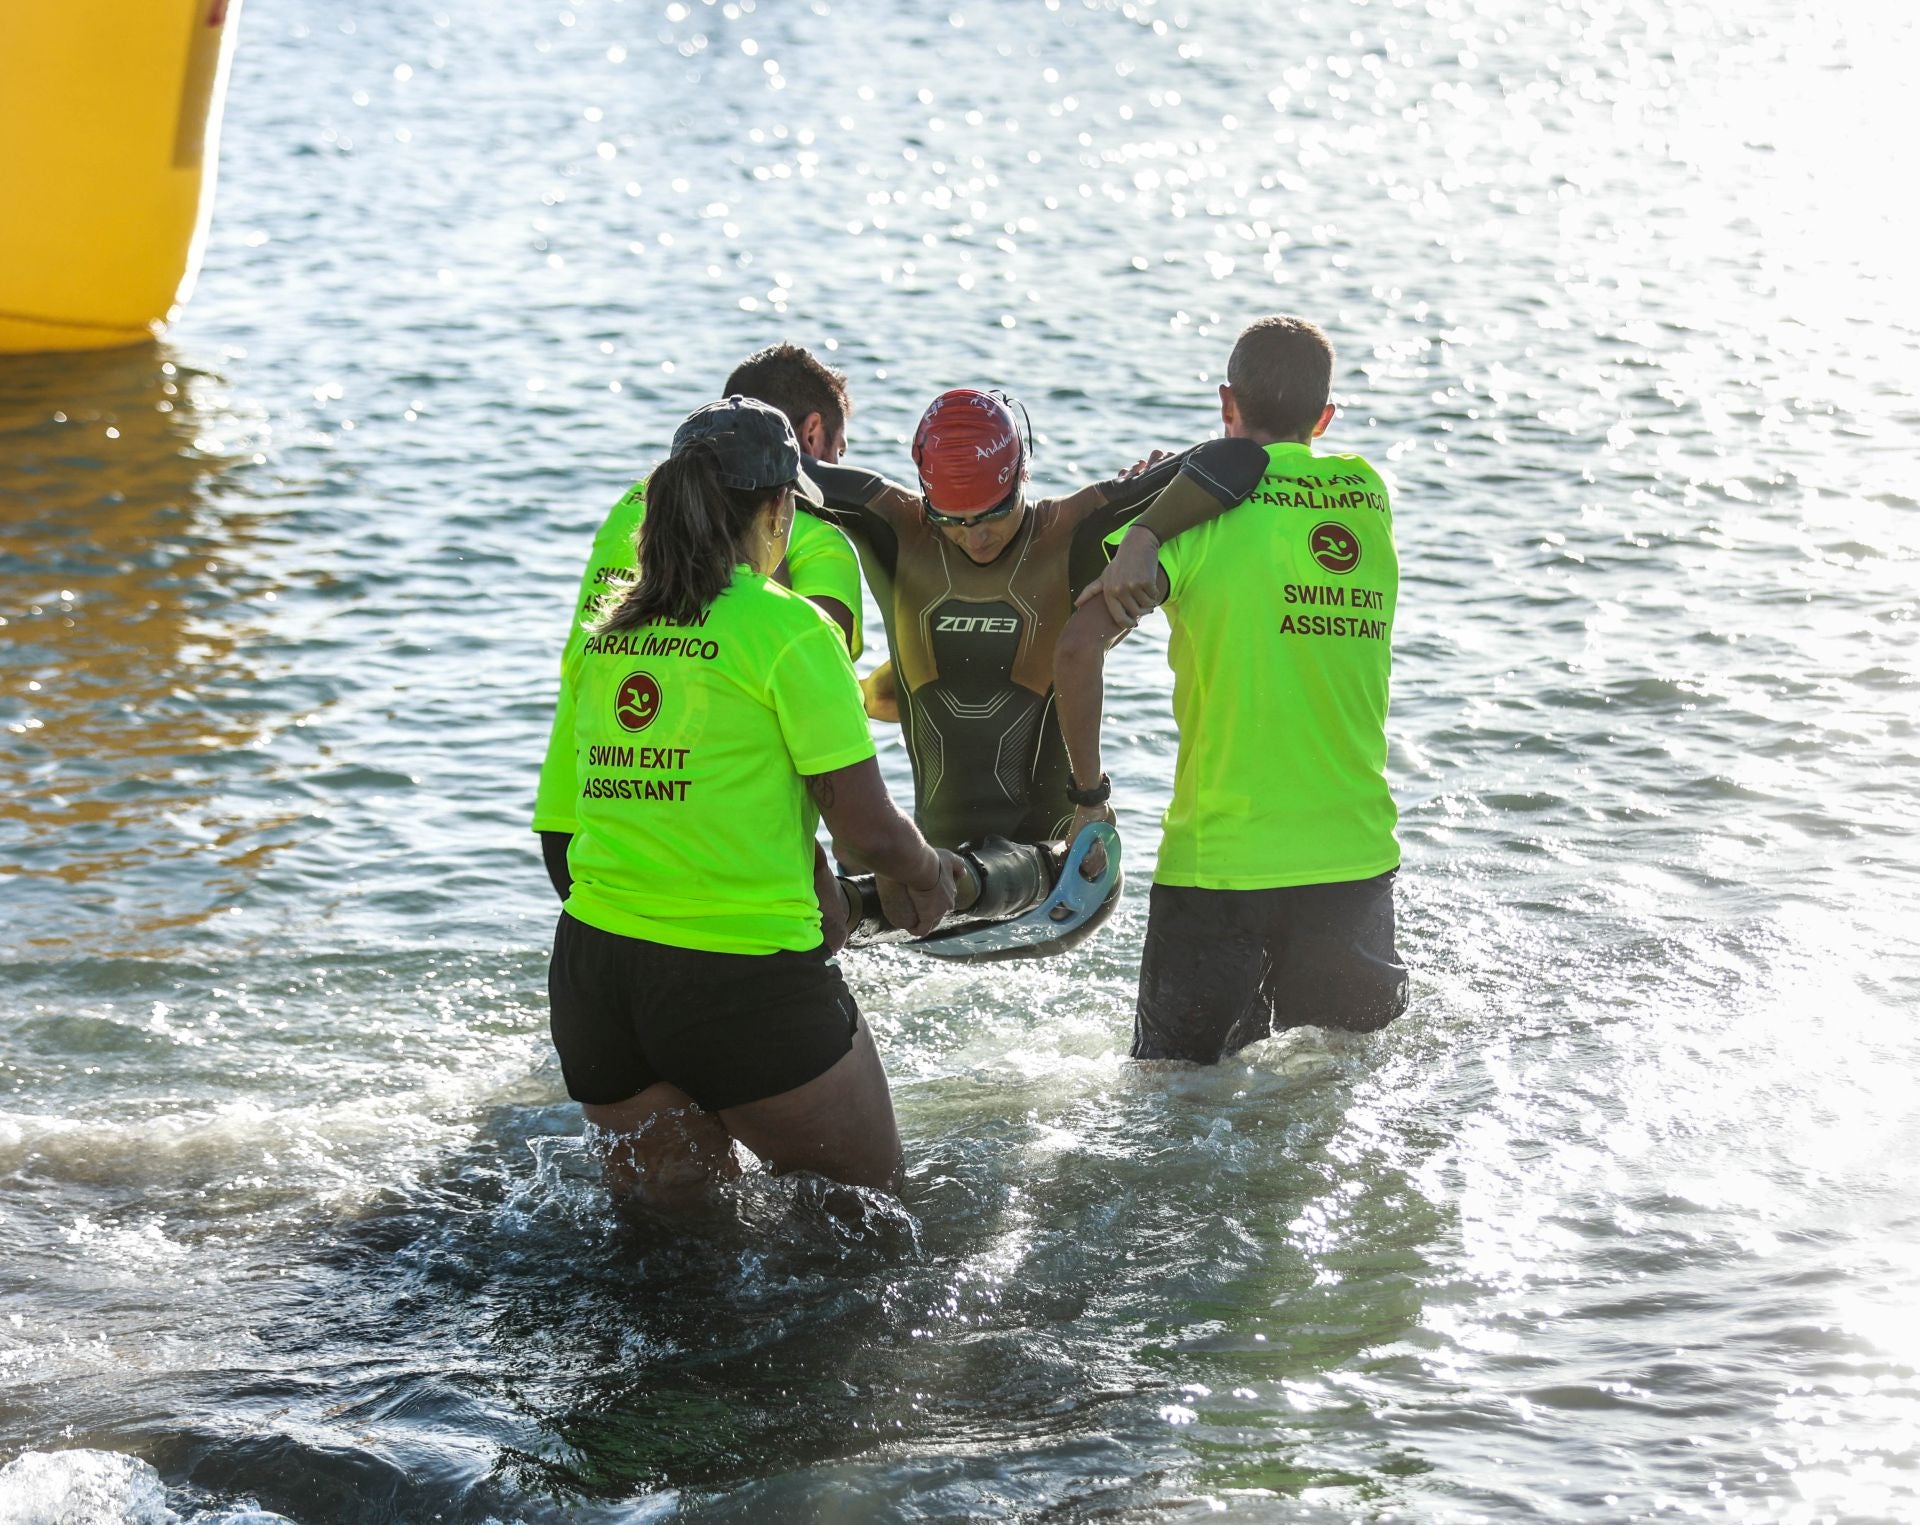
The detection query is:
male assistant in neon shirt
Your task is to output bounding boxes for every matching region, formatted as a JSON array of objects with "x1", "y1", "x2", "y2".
[
  {"x1": 1055, "y1": 315, "x2": 1412, "y2": 1062},
  {"x1": 534, "y1": 344, "x2": 865, "y2": 902}
]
